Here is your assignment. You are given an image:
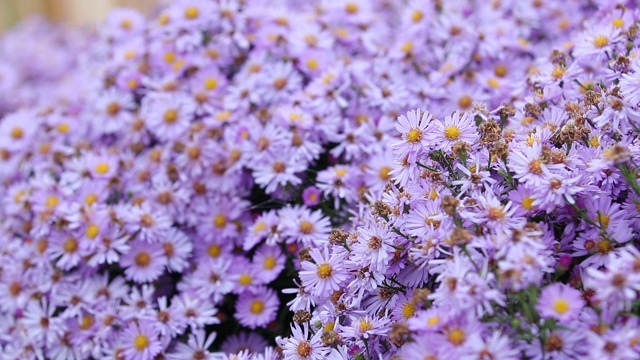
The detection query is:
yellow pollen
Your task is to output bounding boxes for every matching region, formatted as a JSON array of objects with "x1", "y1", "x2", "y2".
[
  {"x1": 80, "y1": 315, "x2": 95, "y2": 330},
  {"x1": 402, "y1": 302, "x2": 416, "y2": 319},
  {"x1": 264, "y1": 256, "x2": 276, "y2": 270},
  {"x1": 593, "y1": 35, "x2": 609, "y2": 48},
  {"x1": 95, "y1": 162, "x2": 110, "y2": 175},
  {"x1": 596, "y1": 239, "x2": 613, "y2": 254},
  {"x1": 124, "y1": 50, "x2": 136, "y2": 60},
  {"x1": 522, "y1": 196, "x2": 535, "y2": 211},
  {"x1": 63, "y1": 238, "x2": 78, "y2": 253},
  {"x1": 57, "y1": 123, "x2": 70, "y2": 133},
  {"x1": 204, "y1": 78, "x2": 218, "y2": 90},
  {"x1": 185, "y1": 7, "x2": 199, "y2": 19},
  {"x1": 335, "y1": 167, "x2": 348, "y2": 177},
  {"x1": 597, "y1": 213, "x2": 610, "y2": 228},
  {"x1": 359, "y1": 319, "x2": 372, "y2": 332},
  {"x1": 120, "y1": 19, "x2": 132, "y2": 30},
  {"x1": 297, "y1": 341, "x2": 312, "y2": 357},
  {"x1": 46, "y1": 195, "x2": 59, "y2": 209},
  {"x1": 378, "y1": 166, "x2": 391, "y2": 181},
  {"x1": 164, "y1": 52, "x2": 176, "y2": 64},
  {"x1": 128, "y1": 79, "x2": 138, "y2": 89},
  {"x1": 407, "y1": 128, "x2": 422, "y2": 143},
  {"x1": 217, "y1": 111, "x2": 232, "y2": 121},
  {"x1": 238, "y1": 274, "x2": 252, "y2": 286},
  {"x1": 552, "y1": 66, "x2": 565, "y2": 80},
  {"x1": 448, "y1": 328, "x2": 466, "y2": 346},
  {"x1": 250, "y1": 300, "x2": 265, "y2": 314},
  {"x1": 552, "y1": 299, "x2": 570, "y2": 314},
  {"x1": 427, "y1": 316, "x2": 439, "y2": 326},
  {"x1": 10, "y1": 127, "x2": 24, "y2": 139},
  {"x1": 254, "y1": 222, "x2": 267, "y2": 233},
  {"x1": 304, "y1": 34, "x2": 318, "y2": 46},
  {"x1": 345, "y1": 3, "x2": 359, "y2": 14},
  {"x1": 529, "y1": 160, "x2": 542, "y2": 174},
  {"x1": 208, "y1": 244, "x2": 221, "y2": 258},
  {"x1": 324, "y1": 322, "x2": 335, "y2": 332},
  {"x1": 214, "y1": 215, "x2": 227, "y2": 228},
  {"x1": 134, "y1": 335, "x2": 149, "y2": 351},
  {"x1": 307, "y1": 59, "x2": 319, "y2": 70},
  {"x1": 164, "y1": 109, "x2": 178, "y2": 124},
  {"x1": 487, "y1": 78, "x2": 500, "y2": 88},
  {"x1": 317, "y1": 263, "x2": 332, "y2": 279},
  {"x1": 589, "y1": 136, "x2": 599, "y2": 147},
  {"x1": 299, "y1": 220, "x2": 314, "y2": 234},
  {"x1": 411, "y1": 10, "x2": 423, "y2": 23},
  {"x1": 494, "y1": 64, "x2": 507, "y2": 77},
  {"x1": 135, "y1": 252, "x2": 151, "y2": 267},
  {"x1": 612, "y1": 18, "x2": 624, "y2": 28},
  {"x1": 401, "y1": 41, "x2": 413, "y2": 53},
  {"x1": 84, "y1": 194, "x2": 98, "y2": 206},
  {"x1": 443, "y1": 126, "x2": 461, "y2": 141},
  {"x1": 458, "y1": 95, "x2": 472, "y2": 109},
  {"x1": 86, "y1": 224, "x2": 99, "y2": 239}
]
